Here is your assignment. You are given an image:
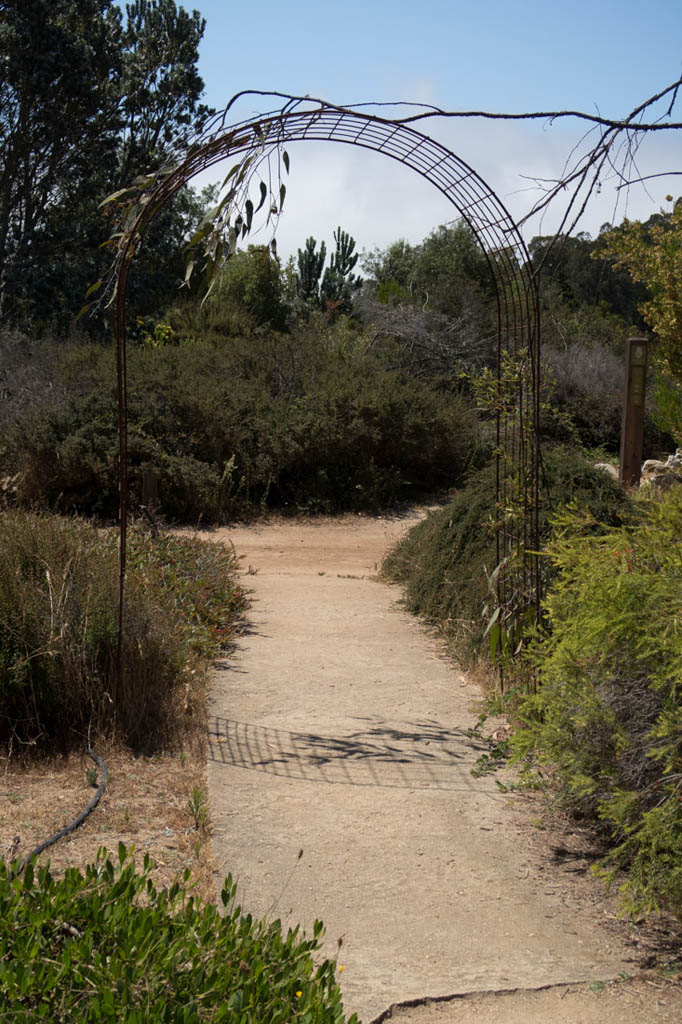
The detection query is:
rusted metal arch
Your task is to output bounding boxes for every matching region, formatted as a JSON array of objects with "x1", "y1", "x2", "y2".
[{"x1": 113, "y1": 105, "x2": 541, "y2": 681}]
